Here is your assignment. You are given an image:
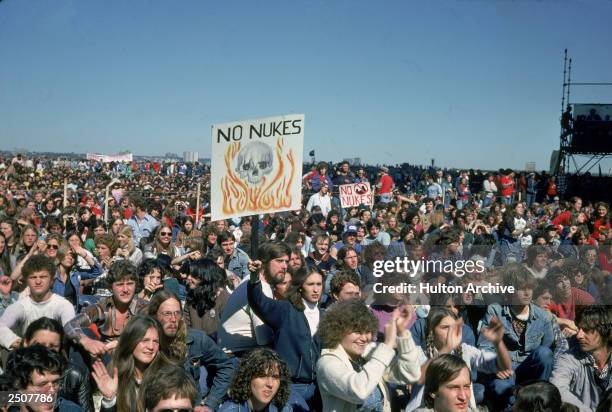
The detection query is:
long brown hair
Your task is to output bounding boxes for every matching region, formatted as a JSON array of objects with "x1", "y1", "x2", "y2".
[
  {"x1": 147, "y1": 290, "x2": 188, "y2": 361},
  {"x1": 152, "y1": 224, "x2": 177, "y2": 258},
  {"x1": 111, "y1": 315, "x2": 171, "y2": 412},
  {"x1": 286, "y1": 267, "x2": 322, "y2": 311},
  {"x1": 425, "y1": 307, "x2": 463, "y2": 359}
]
